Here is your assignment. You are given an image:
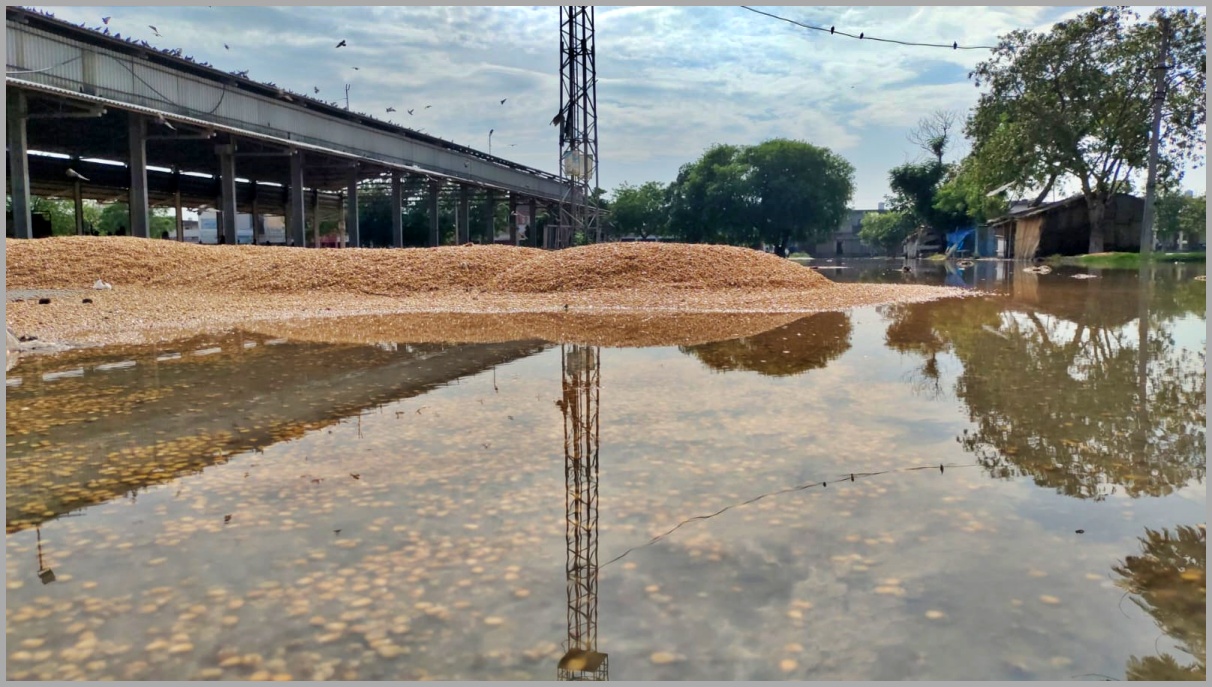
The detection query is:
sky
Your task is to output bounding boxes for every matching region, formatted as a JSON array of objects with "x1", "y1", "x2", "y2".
[{"x1": 25, "y1": 5, "x2": 1209, "y2": 209}]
